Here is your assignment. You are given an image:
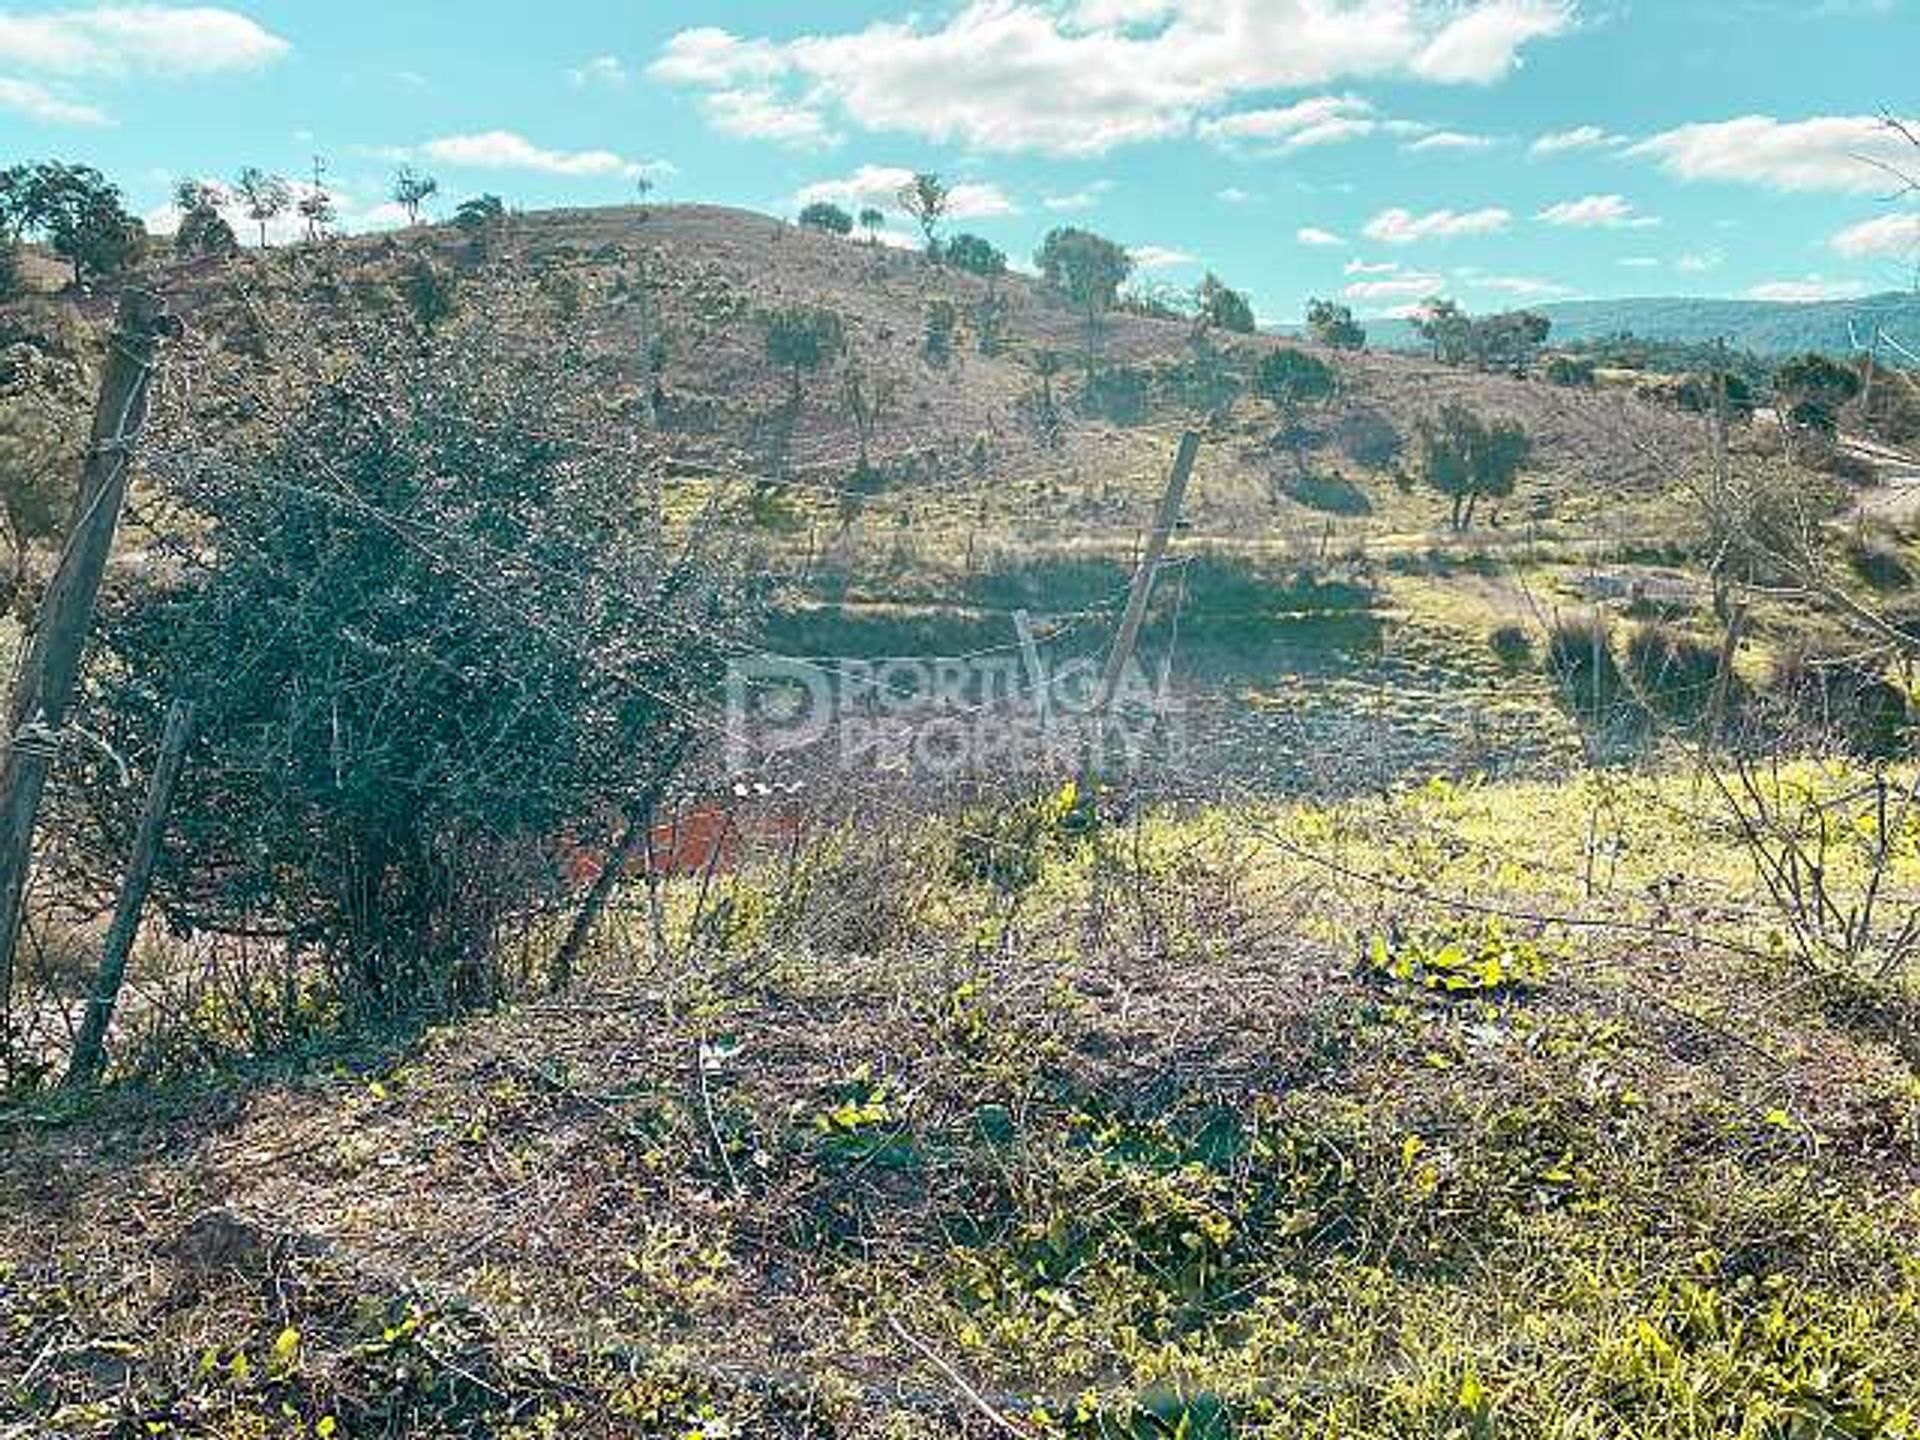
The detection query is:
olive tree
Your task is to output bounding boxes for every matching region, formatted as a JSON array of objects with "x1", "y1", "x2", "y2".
[
  {"x1": 1194, "y1": 273, "x2": 1256, "y2": 334},
  {"x1": 1417, "y1": 402, "x2": 1531, "y2": 530},
  {"x1": 1306, "y1": 299, "x2": 1366, "y2": 351},
  {"x1": 5, "y1": 162, "x2": 144, "y2": 286},
  {"x1": 798, "y1": 201, "x2": 854, "y2": 235},
  {"x1": 173, "y1": 181, "x2": 238, "y2": 257},
  {"x1": 764, "y1": 304, "x2": 846, "y2": 405},
  {"x1": 1036, "y1": 226, "x2": 1133, "y2": 356},
  {"x1": 1255, "y1": 348, "x2": 1338, "y2": 474}
]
